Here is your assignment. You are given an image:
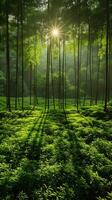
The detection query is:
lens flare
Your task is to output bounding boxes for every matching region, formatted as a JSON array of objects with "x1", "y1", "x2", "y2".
[{"x1": 51, "y1": 28, "x2": 59, "y2": 37}]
